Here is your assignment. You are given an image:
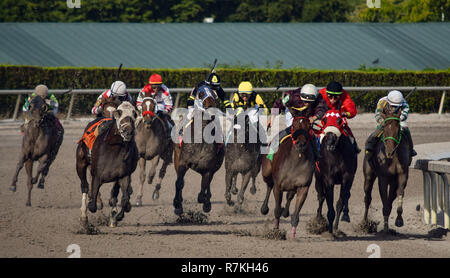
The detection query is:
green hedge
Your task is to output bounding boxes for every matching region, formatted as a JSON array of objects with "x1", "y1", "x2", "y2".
[{"x1": 0, "y1": 65, "x2": 449, "y2": 117}]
